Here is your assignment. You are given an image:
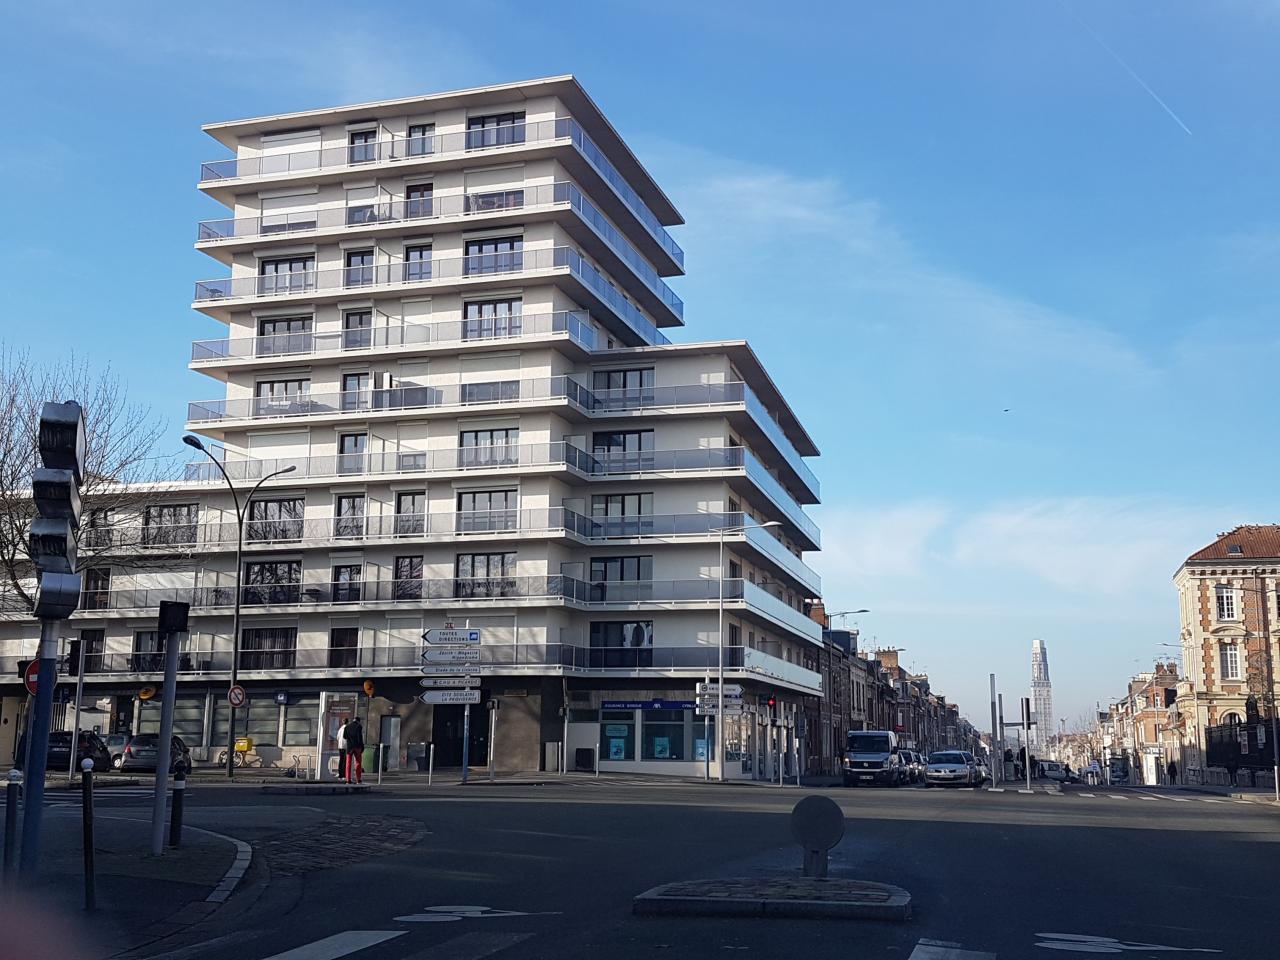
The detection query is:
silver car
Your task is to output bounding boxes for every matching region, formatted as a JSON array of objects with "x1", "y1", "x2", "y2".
[{"x1": 924, "y1": 750, "x2": 977, "y2": 787}]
